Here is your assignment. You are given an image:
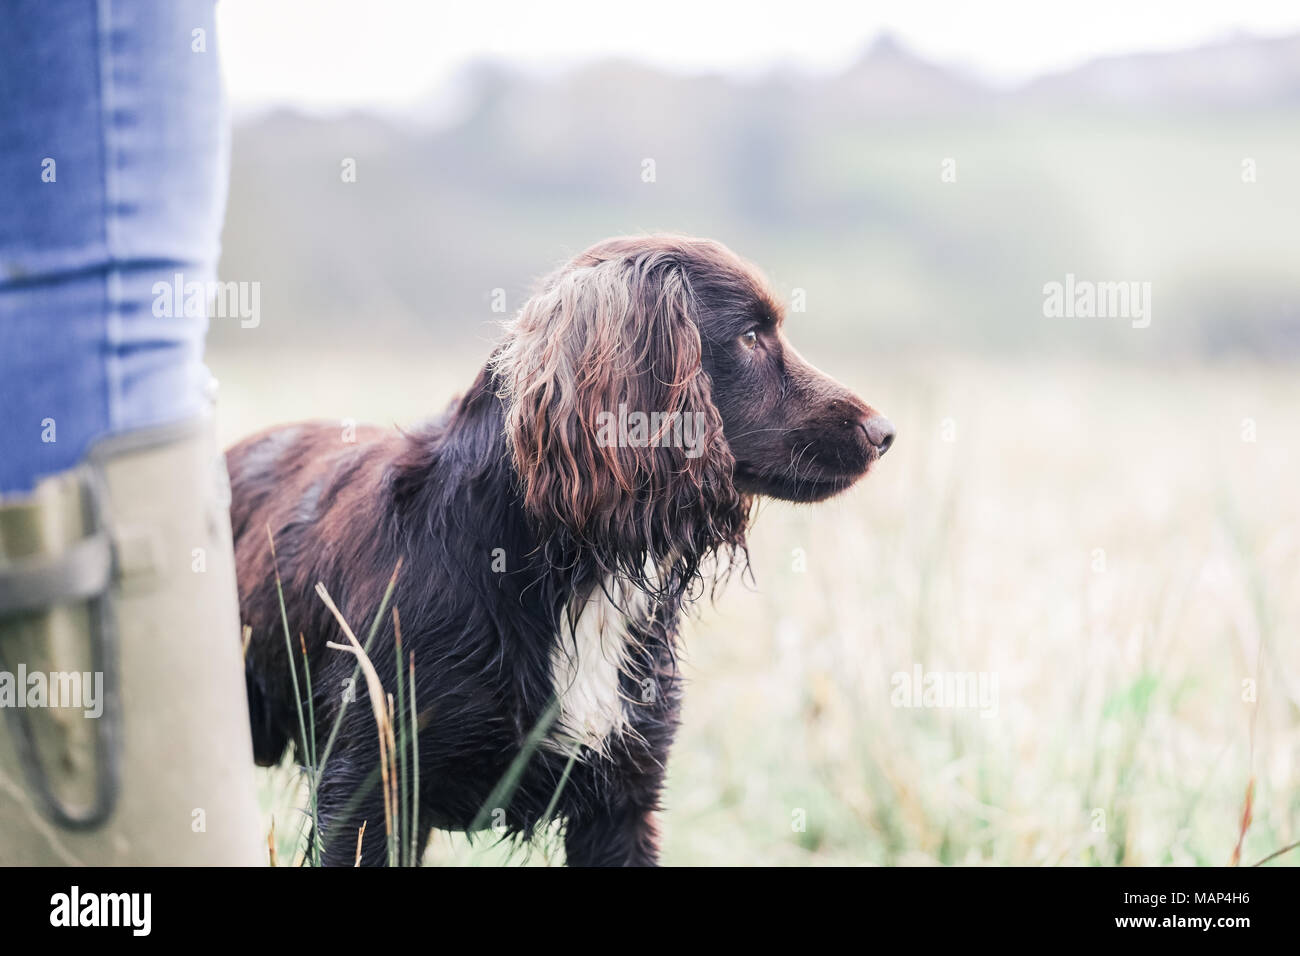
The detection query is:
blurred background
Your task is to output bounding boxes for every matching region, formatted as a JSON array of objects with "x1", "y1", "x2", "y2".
[{"x1": 212, "y1": 0, "x2": 1300, "y2": 865}]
